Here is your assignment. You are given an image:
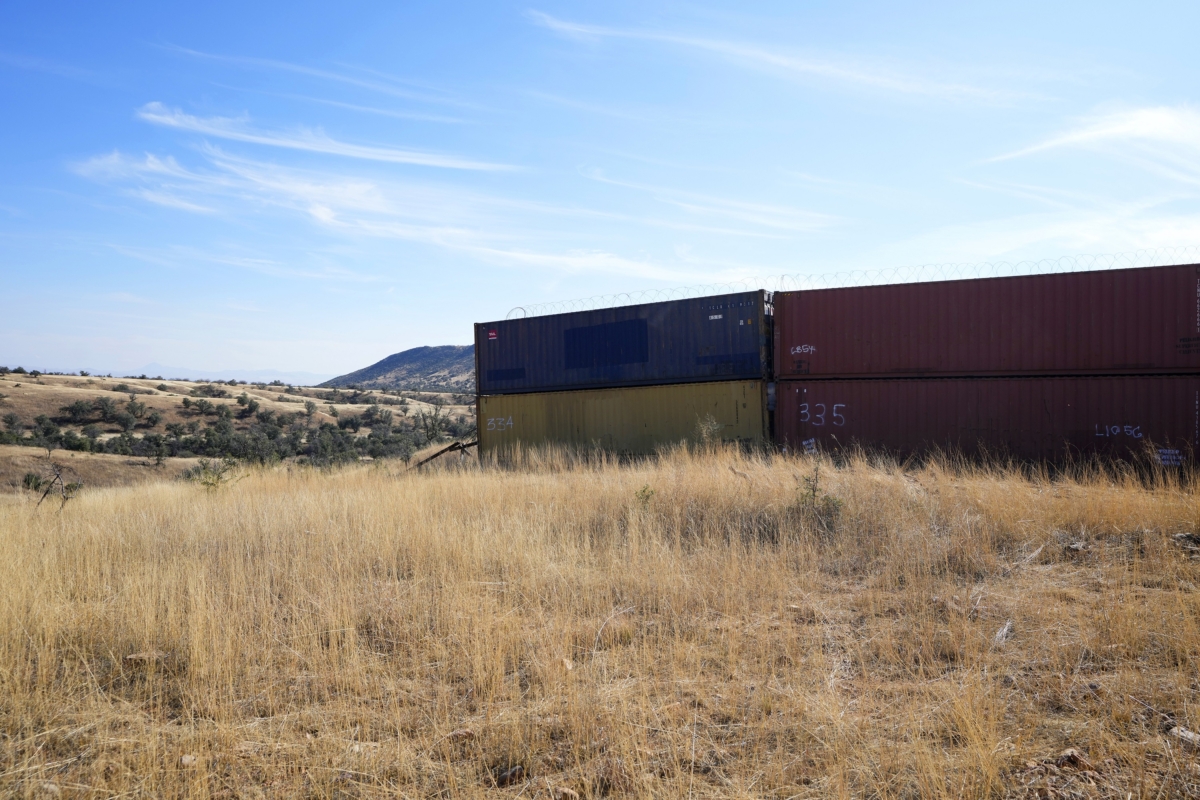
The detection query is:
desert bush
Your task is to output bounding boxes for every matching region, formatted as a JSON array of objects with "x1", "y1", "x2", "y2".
[
  {"x1": 125, "y1": 397, "x2": 147, "y2": 419},
  {"x1": 59, "y1": 399, "x2": 94, "y2": 423},
  {"x1": 92, "y1": 396, "x2": 118, "y2": 421}
]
